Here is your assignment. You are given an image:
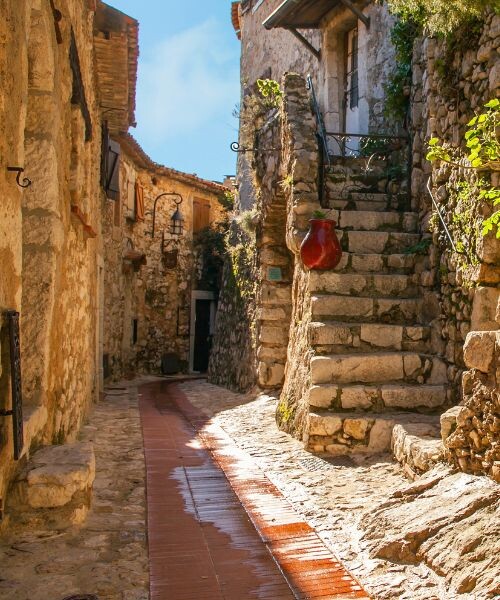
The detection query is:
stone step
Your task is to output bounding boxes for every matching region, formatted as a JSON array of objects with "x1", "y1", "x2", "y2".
[
  {"x1": 392, "y1": 420, "x2": 444, "y2": 478},
  {"x1": 336, "y1": 252, "x2": 423, "y2": 274},
  {"x1": 309, "y1": 322, "x2": 431, "y2": 353},
  {"x1": 337, "y1": 210, "x2": 418, "y2": 232},
  {"x1": 339, "y1": 230, "x2": 421, "y2": 254},
  {"x1": 308, "y1": 383, "x2": 448, "y2": 412},
  {"x1": 311, "y1": 294, "x2": 423, "y2": 324},
  {"x1": 330, "y1": 193, "x2": 410, "y2": 212},
  {"x1": 309, "y1": 272, "x2": 419, "y2": 298},
  {"x1": 307, "y1": 410, "x2": 444, "y2": 456},
  {"x1": 310, "y1": 352, "x2": 448, "y2": 385}
]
